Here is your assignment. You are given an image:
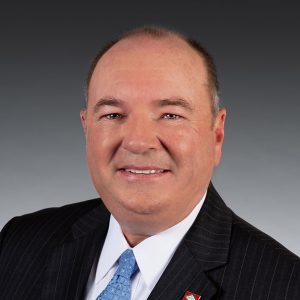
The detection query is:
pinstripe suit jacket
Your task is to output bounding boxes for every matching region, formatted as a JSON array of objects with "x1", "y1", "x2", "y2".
[{"x1": 0, "y1": 183, "x2": 299, "y2": 299}]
